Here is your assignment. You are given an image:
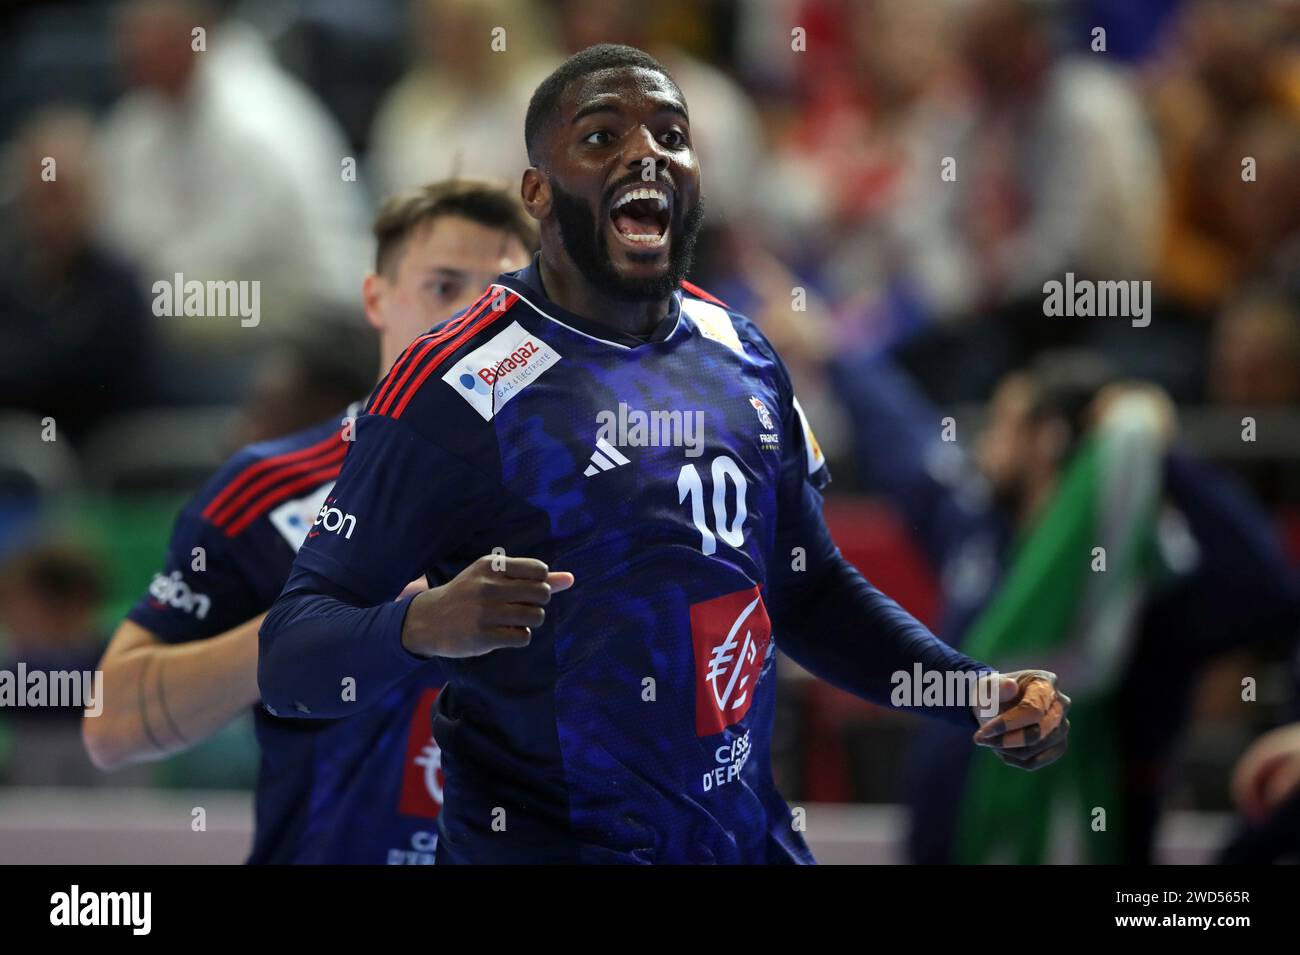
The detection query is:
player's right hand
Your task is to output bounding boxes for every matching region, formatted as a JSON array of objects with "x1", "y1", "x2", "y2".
[{"x1": 400, "y1": 555, "x2": 574, "y2": 659}]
